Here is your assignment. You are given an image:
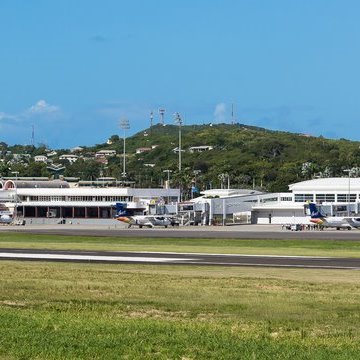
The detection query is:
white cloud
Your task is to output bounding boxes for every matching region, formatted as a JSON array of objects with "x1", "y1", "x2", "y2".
[
  {"x1": 0, "y1": 111, "x2": 18, "y2": 122},
  {"x1": 214, "y1": 103, "x2": 226, "y2": 123},
  {"x1": 0, "y1": 100, "x2": 61, "y2": 126},
  {"x1": 27, "y1": 100, "x2": 60, "y2": 115}
]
